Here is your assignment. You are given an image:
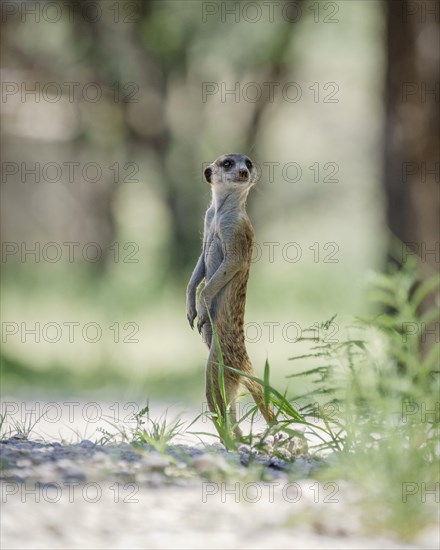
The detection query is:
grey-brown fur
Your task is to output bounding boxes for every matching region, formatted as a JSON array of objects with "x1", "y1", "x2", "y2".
[{"x1": 186, "y1": 153, "x2": 274, "y2": 436}]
